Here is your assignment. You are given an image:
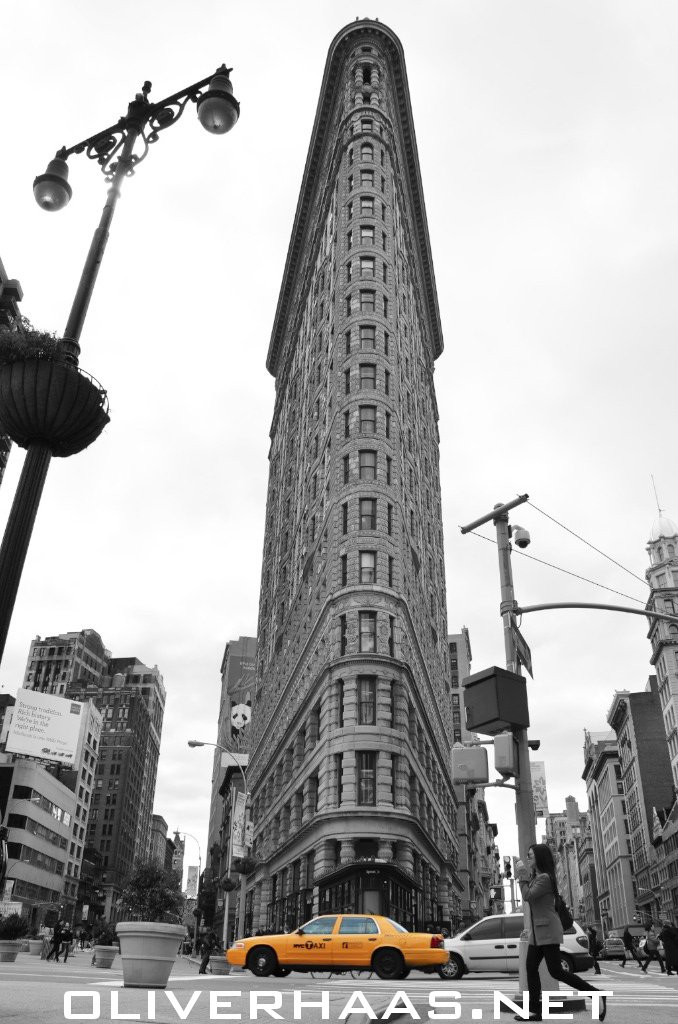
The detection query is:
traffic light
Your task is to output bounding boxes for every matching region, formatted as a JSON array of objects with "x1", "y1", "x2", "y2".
[{"x1": 503, "y1": 855, "x2": 512, "y2": 879}]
